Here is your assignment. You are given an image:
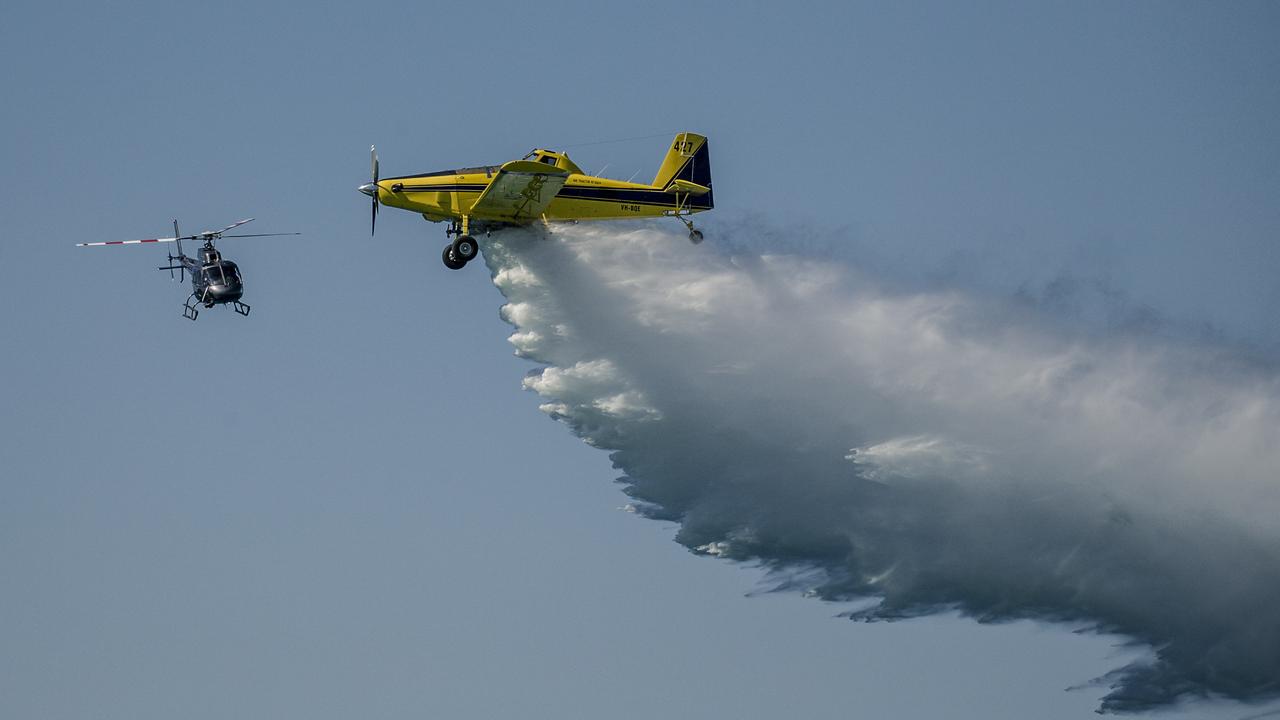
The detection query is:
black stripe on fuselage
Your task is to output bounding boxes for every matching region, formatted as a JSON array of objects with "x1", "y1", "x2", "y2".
[
  {"x1": 396, "y1": 183, "x2": 489, "y2": 193},
  {"x1": 391, "y1": 180, "x2": 711, "y2": 210},
  {"x1": 384, "y1": 166, "x2": 500, "y2": 181},
  {"x1": 556, "y1": 186, "x2": 712, "y2": 209}
]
